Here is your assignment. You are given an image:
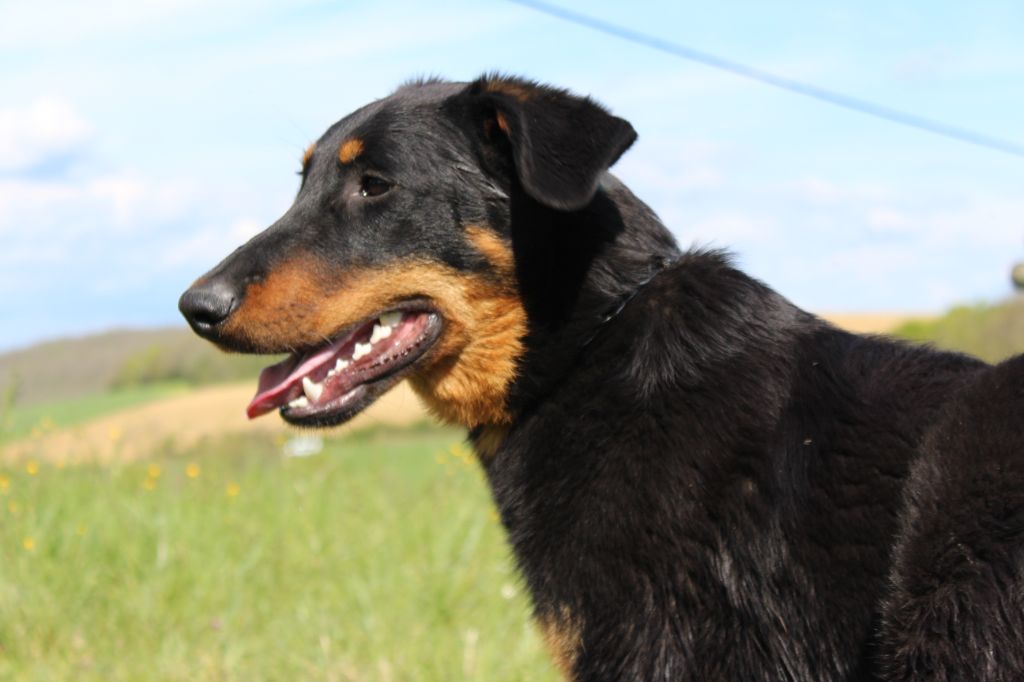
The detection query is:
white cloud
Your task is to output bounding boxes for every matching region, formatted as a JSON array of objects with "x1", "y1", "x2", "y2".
[
  {"x1": 787, "y1": 177, "x2": 892, "y2": 205},
  {"x1": 618, "y1": 158, "x2": 723, "y2": 195},
  {"x1": 892, "y1": 46, "x2": 954, "y2": 82},
  {"x1": 0, "y1": 0, "x2": 289, "y2": 50},
  {"x1": 0, "y1": 167, "x2": 285, "y2": 308},
  {"x1": 785, "y1": 178, "x2": 1024, "y2": 247},
  {"x1": 0, "y1": 98, "x2": 92, "y2": 172},
  {"x1": 0, "y1": 174, "x2": 192, "y2": 236},
  {"x1": 865, "y1": 207, "x2": 915, "y2": 234},
  {"x1": 684, "y1": 213, "x2": 776, "y2": 246},
  {"x1": 773, "y1": 192, "x2": 1024, "y2": 310},
  {"x1": 616, "y1": 137, "x2": 729, "y2": 200},
  {"x1": 229, "y1": 218, "x2": 263, "y2": 241},
  {"x1": 159, "y1": 218, "x2": 265, "y2": 269},
  {"x1": 925, "y1": 197, "x2": 1024, "y2": 248}
]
